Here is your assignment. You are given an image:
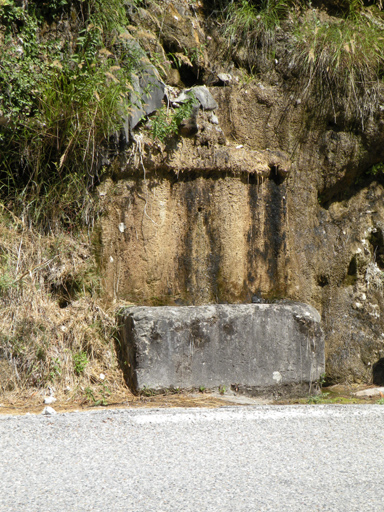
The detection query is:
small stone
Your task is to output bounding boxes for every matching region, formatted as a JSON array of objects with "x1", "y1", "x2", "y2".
[
  {"x1": 43, "y1": 396, "x2": 57, "y2": 405},
  {"x1": 192, "y1": 86, "x2": 218, "y2": 110},
  {"x1": 217, "y1": 73, "x2": 232, "y2": 84},
  {"x1": 355, "y1": 387, "x2": 384, "y2": 397},
  {"x1": 209, "y1": 114, "x2": 219, "y2": 125},
  {"x1": 118, "y1": 223, "x2": 125, "y2": 233},
  {"x1": 173, "y1": 86, "x2": 218, "y2": 111},
  {"x1": 42, "y1": 406, "x2": 57, "y2": 415}
]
